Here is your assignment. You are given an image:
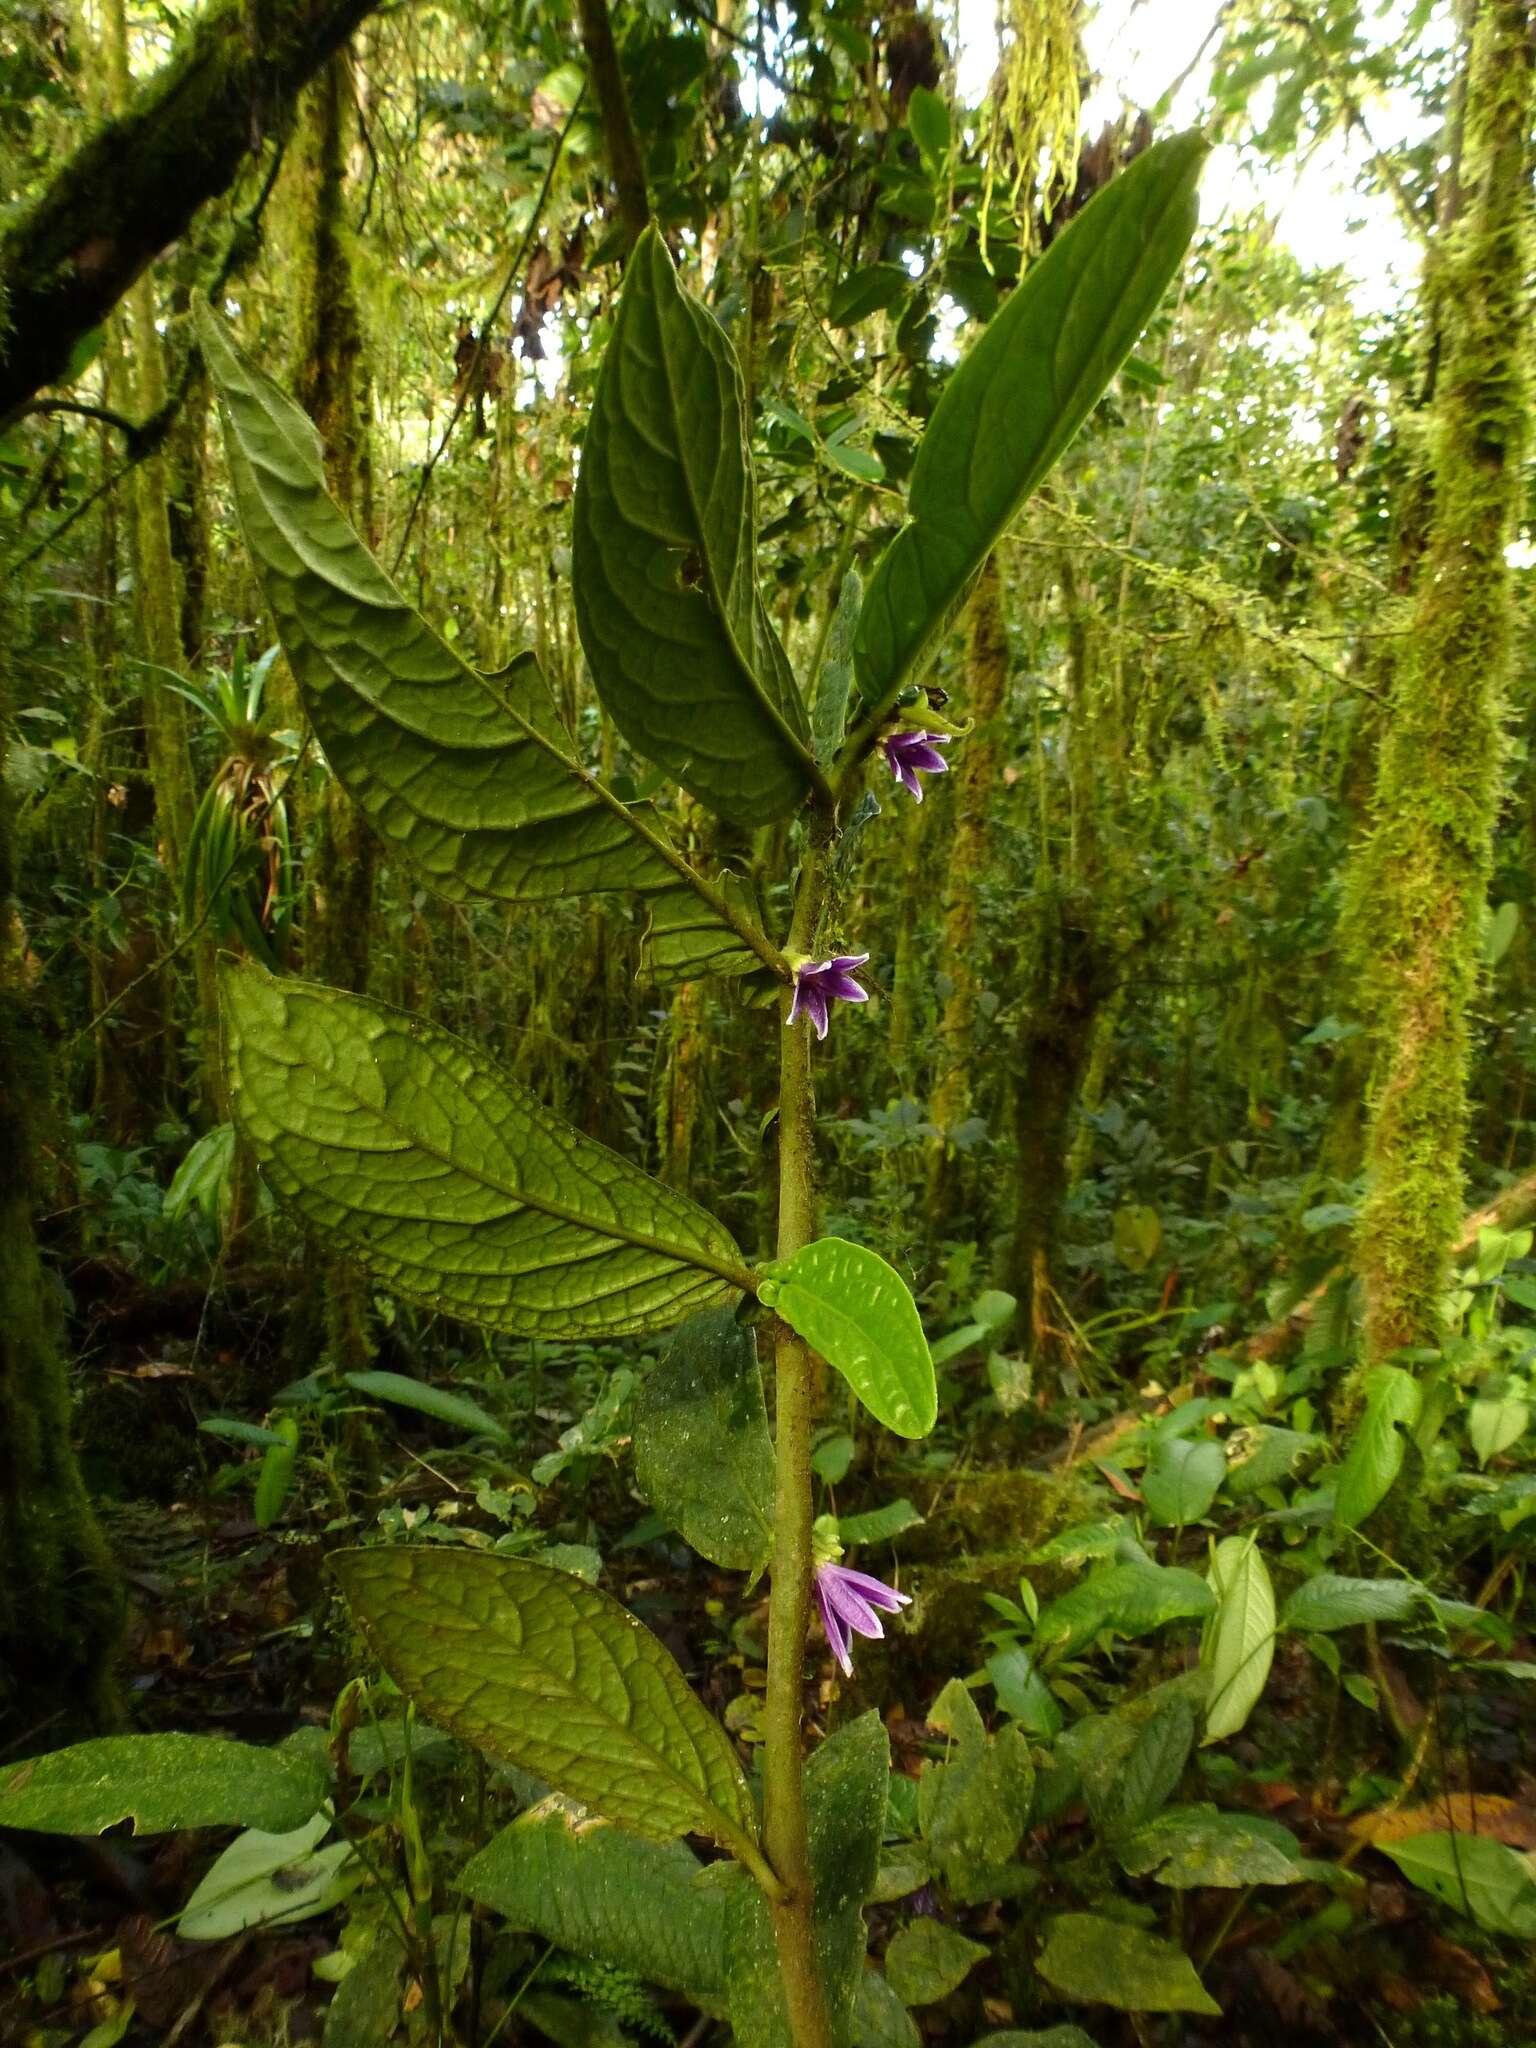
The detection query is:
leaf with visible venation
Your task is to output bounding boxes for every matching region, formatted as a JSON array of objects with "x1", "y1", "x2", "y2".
[
  {"x1": 1282, "y1": 1573, "x2": 1429, "y2": 1633},
  {"x1": 919, "y1": 1679, "x2": 1034, "y2": 1897},
  {"x1": 884, "y1": 1921, "x2": 987, "y2": 2006},
  {"x1": 1141, "y1": 1437, "x2": 1225, "y2": 1526},
  {"x1": 572, "y1": 228, "x2": 816, "y2": 826},
  {"x1": 1378, "y1": 1832, "x2": 1536, "y2": 1937},
  {"x1": 638, "y1": 872, "x2": 769, "y2": 984},
  {"x1": 854, "y1": 132, "x2": 1205, "y2": 717},
  {"x1": 1034, "y1": 1561, "x2": 1214, "y2": 1657},
  {"x1": 1036, "y1": 1915, "x2": 1220, "y2": 2016},
  {"x1": 0, "y1": 1735, "x2": 326, "y2": 1836},
  {"x1": 1067, "y1": 1692, "x2": 1194, "y2": 1843},
  {"x1": 1469, "y1": 1386, "x2": 1530, "y2": 1466},
  {"x1": 632, "y1": 1307, "x2": 774, "y2": 1572},
  {"x1": 331, "y1": 1547, "x2": 760, "y2": 1856},
  {"x1": 194, "y1": 298, "x2": 756, "y2": 981},
  {"x1": 179, "y1": 1815, "x2": 359, "y2": 1940},
  {"x1": 457, "y1": 1795, "x2": 728, "y2": 2002},
  {"x1": 1116, "y1": 1805, "x2": 1303, "y2": 1888},
  {"x1": 224, "y1": 962, "x2": 749, "y2": 1340},
  {"x1": 1335, "y1": 1365, "x2": 1421, "y2": 1528},
  {"x1": 837, "y1": 1498, "x2": 924, "y2": 1547},
  {"x1": 726, "y1": 1714, "x2": 888, "y2": 2048},
  {"x1": 759, "y1": 1238, "x2": 936, "y2": 1438},
  {"x1": 1202, "y1": 1534, "x2": 1275, "y2": 1744},
  {"x1": 343, "y1": 1371, "x2": 508, "y2": 1439}
]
